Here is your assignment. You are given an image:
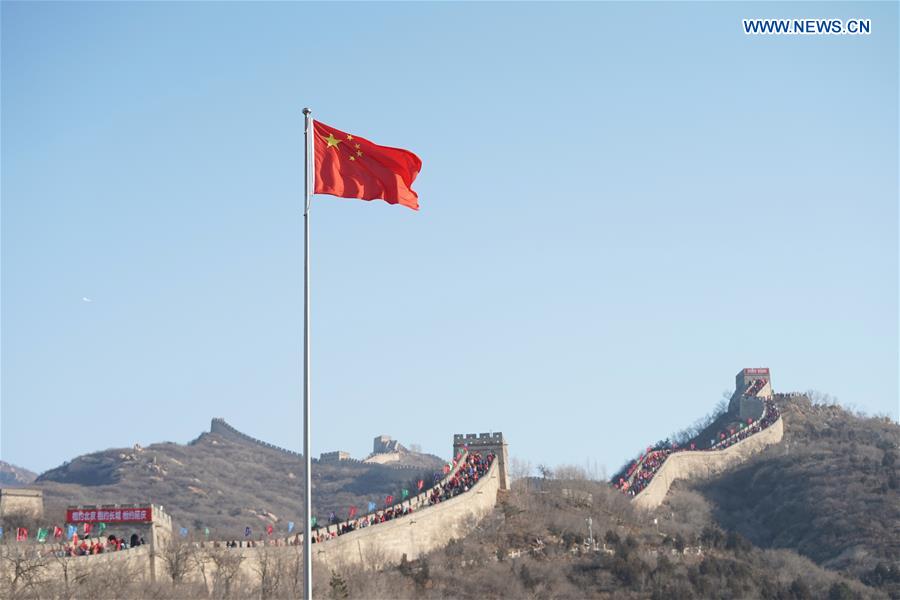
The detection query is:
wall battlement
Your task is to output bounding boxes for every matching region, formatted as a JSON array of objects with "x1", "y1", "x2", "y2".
[
  {"x1": 632, "y1": 416, "x2": 784, "y2": 510},
  {"x1": 453, "y1": 432, "x2": 509, "y2": 490}
]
